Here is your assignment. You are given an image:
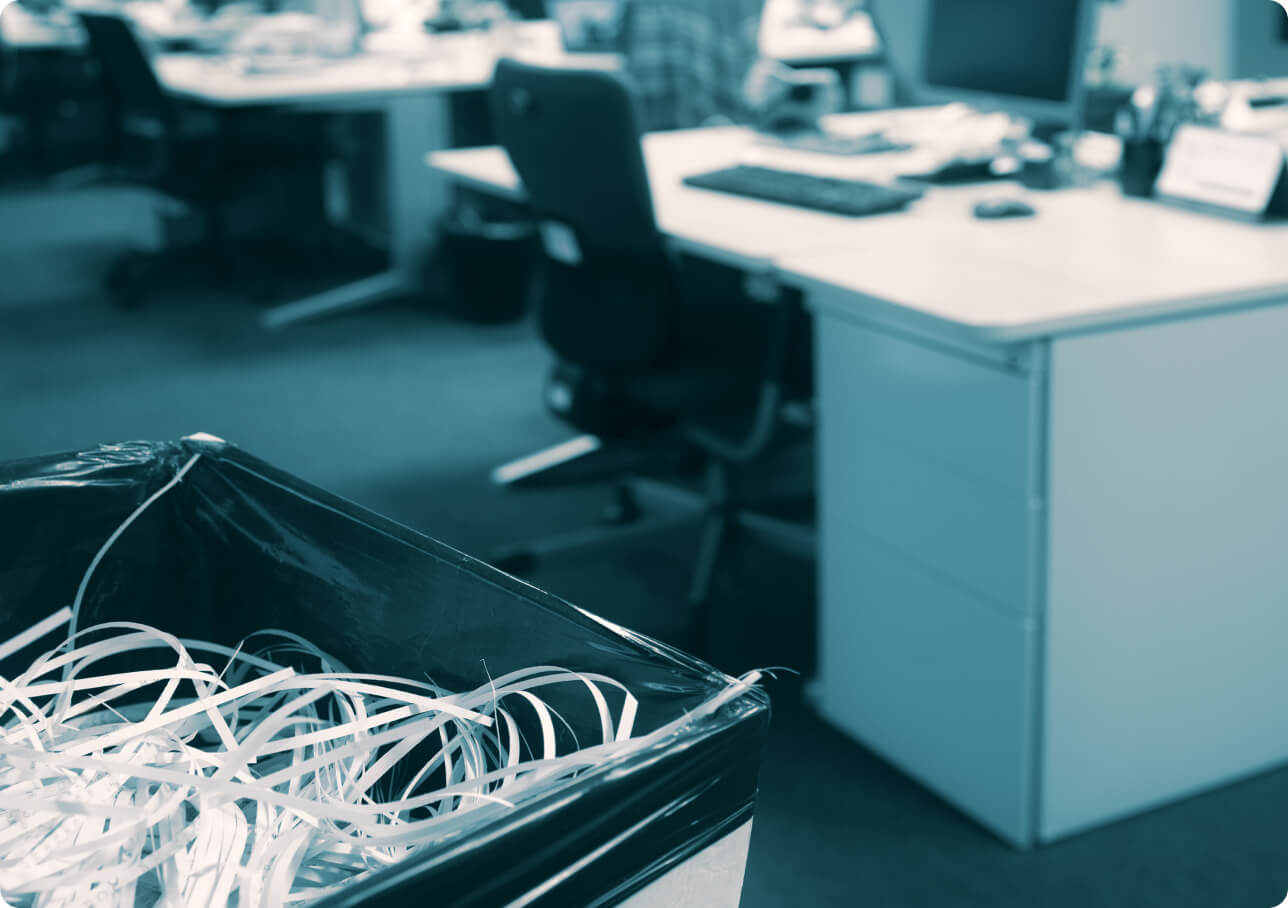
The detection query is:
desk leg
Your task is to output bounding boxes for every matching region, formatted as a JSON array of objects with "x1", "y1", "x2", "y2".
[{"x1": 260, "y1": 93, "x2": 452, "y2": 330}]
